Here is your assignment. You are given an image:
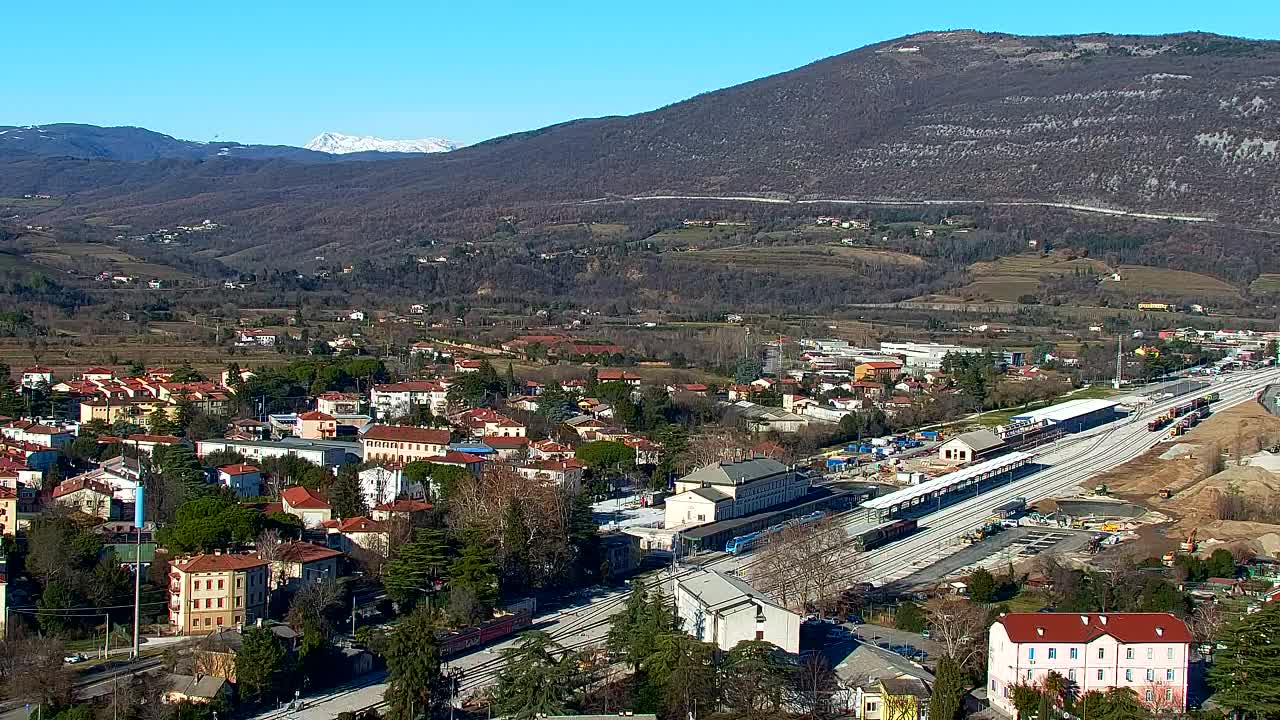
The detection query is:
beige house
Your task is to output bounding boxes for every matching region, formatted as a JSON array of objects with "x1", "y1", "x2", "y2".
[
  {"x1": 168, "y1": 553, "x2": 270, "y2": 634},
  {"x1": 281, "y1": 486, "x2": 333, "y2": 528},
  {"x1": 52, "y1": 477, "x2": 117, "y2": 519},
  {"x1": 163, "y1": 674, "x2": 231, "y2": 705},
  {"x1": 296, "y1": 411, "x2": 338, "y2": 440},
  {"x1": 516, "y1": 459, "x2": 585, "y2": 494},
  {"x1": 271, "y1": 542, "x2": 343, "y2": 589},
  {"x1": 361, "y1": 425, "x2": 450, "y2": 464},
  {"x1": 324, "y1": 517, "x2": 391, "y2": 557}
]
